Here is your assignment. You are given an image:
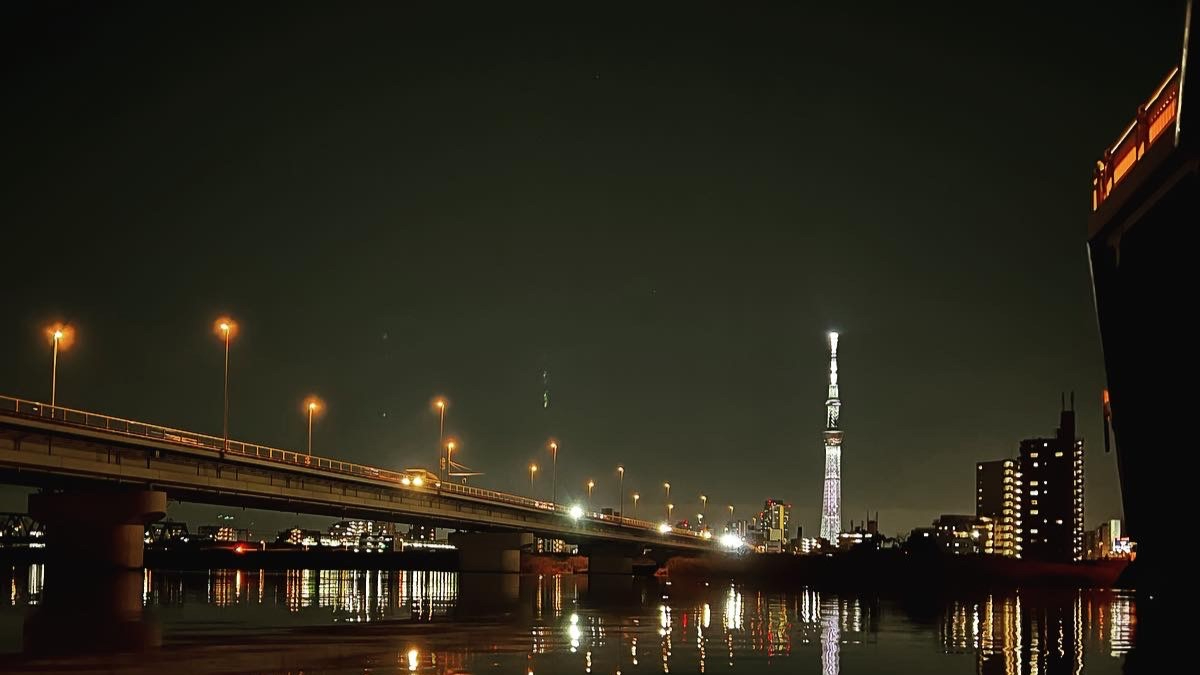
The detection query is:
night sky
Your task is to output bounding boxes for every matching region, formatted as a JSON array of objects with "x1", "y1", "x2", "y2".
[{"x1": 0, "y1": 1, "x2": 1187, "y2": 537}]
